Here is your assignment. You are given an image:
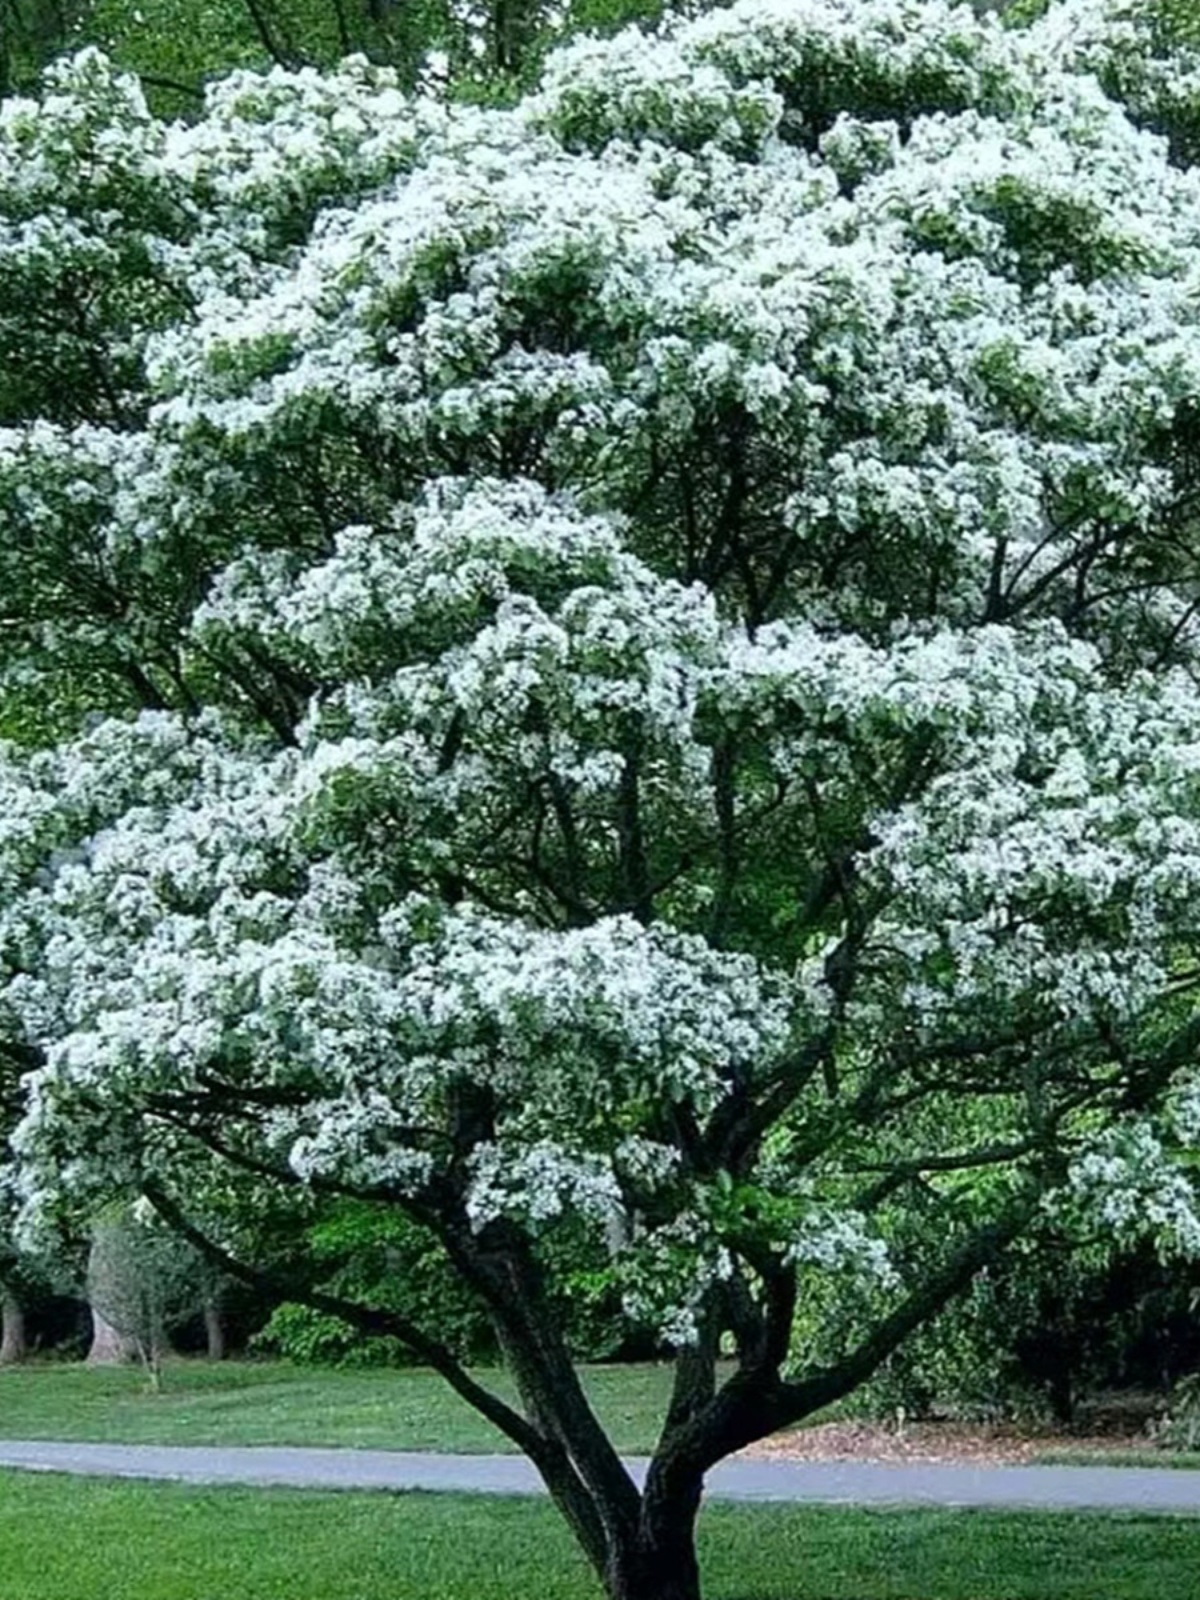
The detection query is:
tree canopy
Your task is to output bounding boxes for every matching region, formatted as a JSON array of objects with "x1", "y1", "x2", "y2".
[{"x1": 5, "y1": 1, "x2": 1200, "y2": 1595}]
